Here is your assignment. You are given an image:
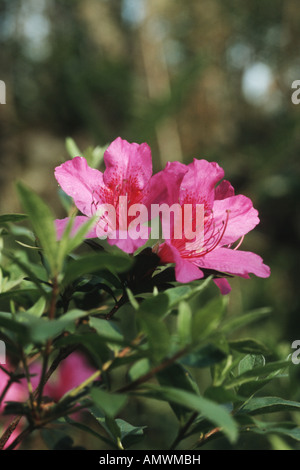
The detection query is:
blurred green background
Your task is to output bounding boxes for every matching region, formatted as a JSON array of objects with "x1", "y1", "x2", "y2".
[{"x1": 0, "y1": 0, "x2": 300, "y2": 449}]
